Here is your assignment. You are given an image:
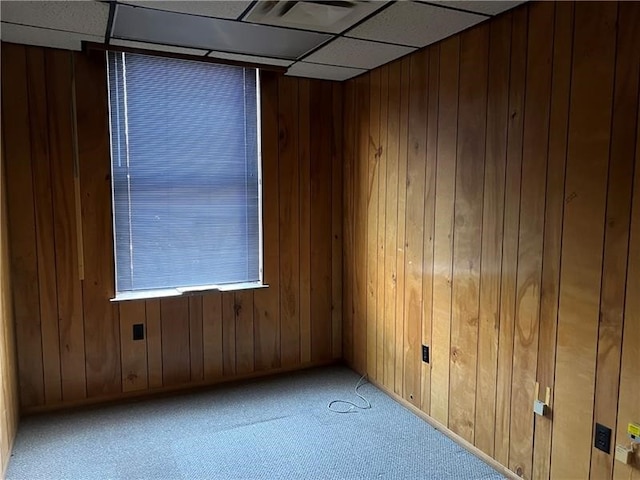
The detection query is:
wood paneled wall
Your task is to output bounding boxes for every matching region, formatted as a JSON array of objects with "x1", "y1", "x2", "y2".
[
  {"x1": 0, "y1": 42, "x2": 342, "y2": 411},
  {"x1": 342, "y1": 2, "x2": 640, "y2": 479},
  {"x1": 0, "y1": 119, "x2": 20, "y2": 478}
]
